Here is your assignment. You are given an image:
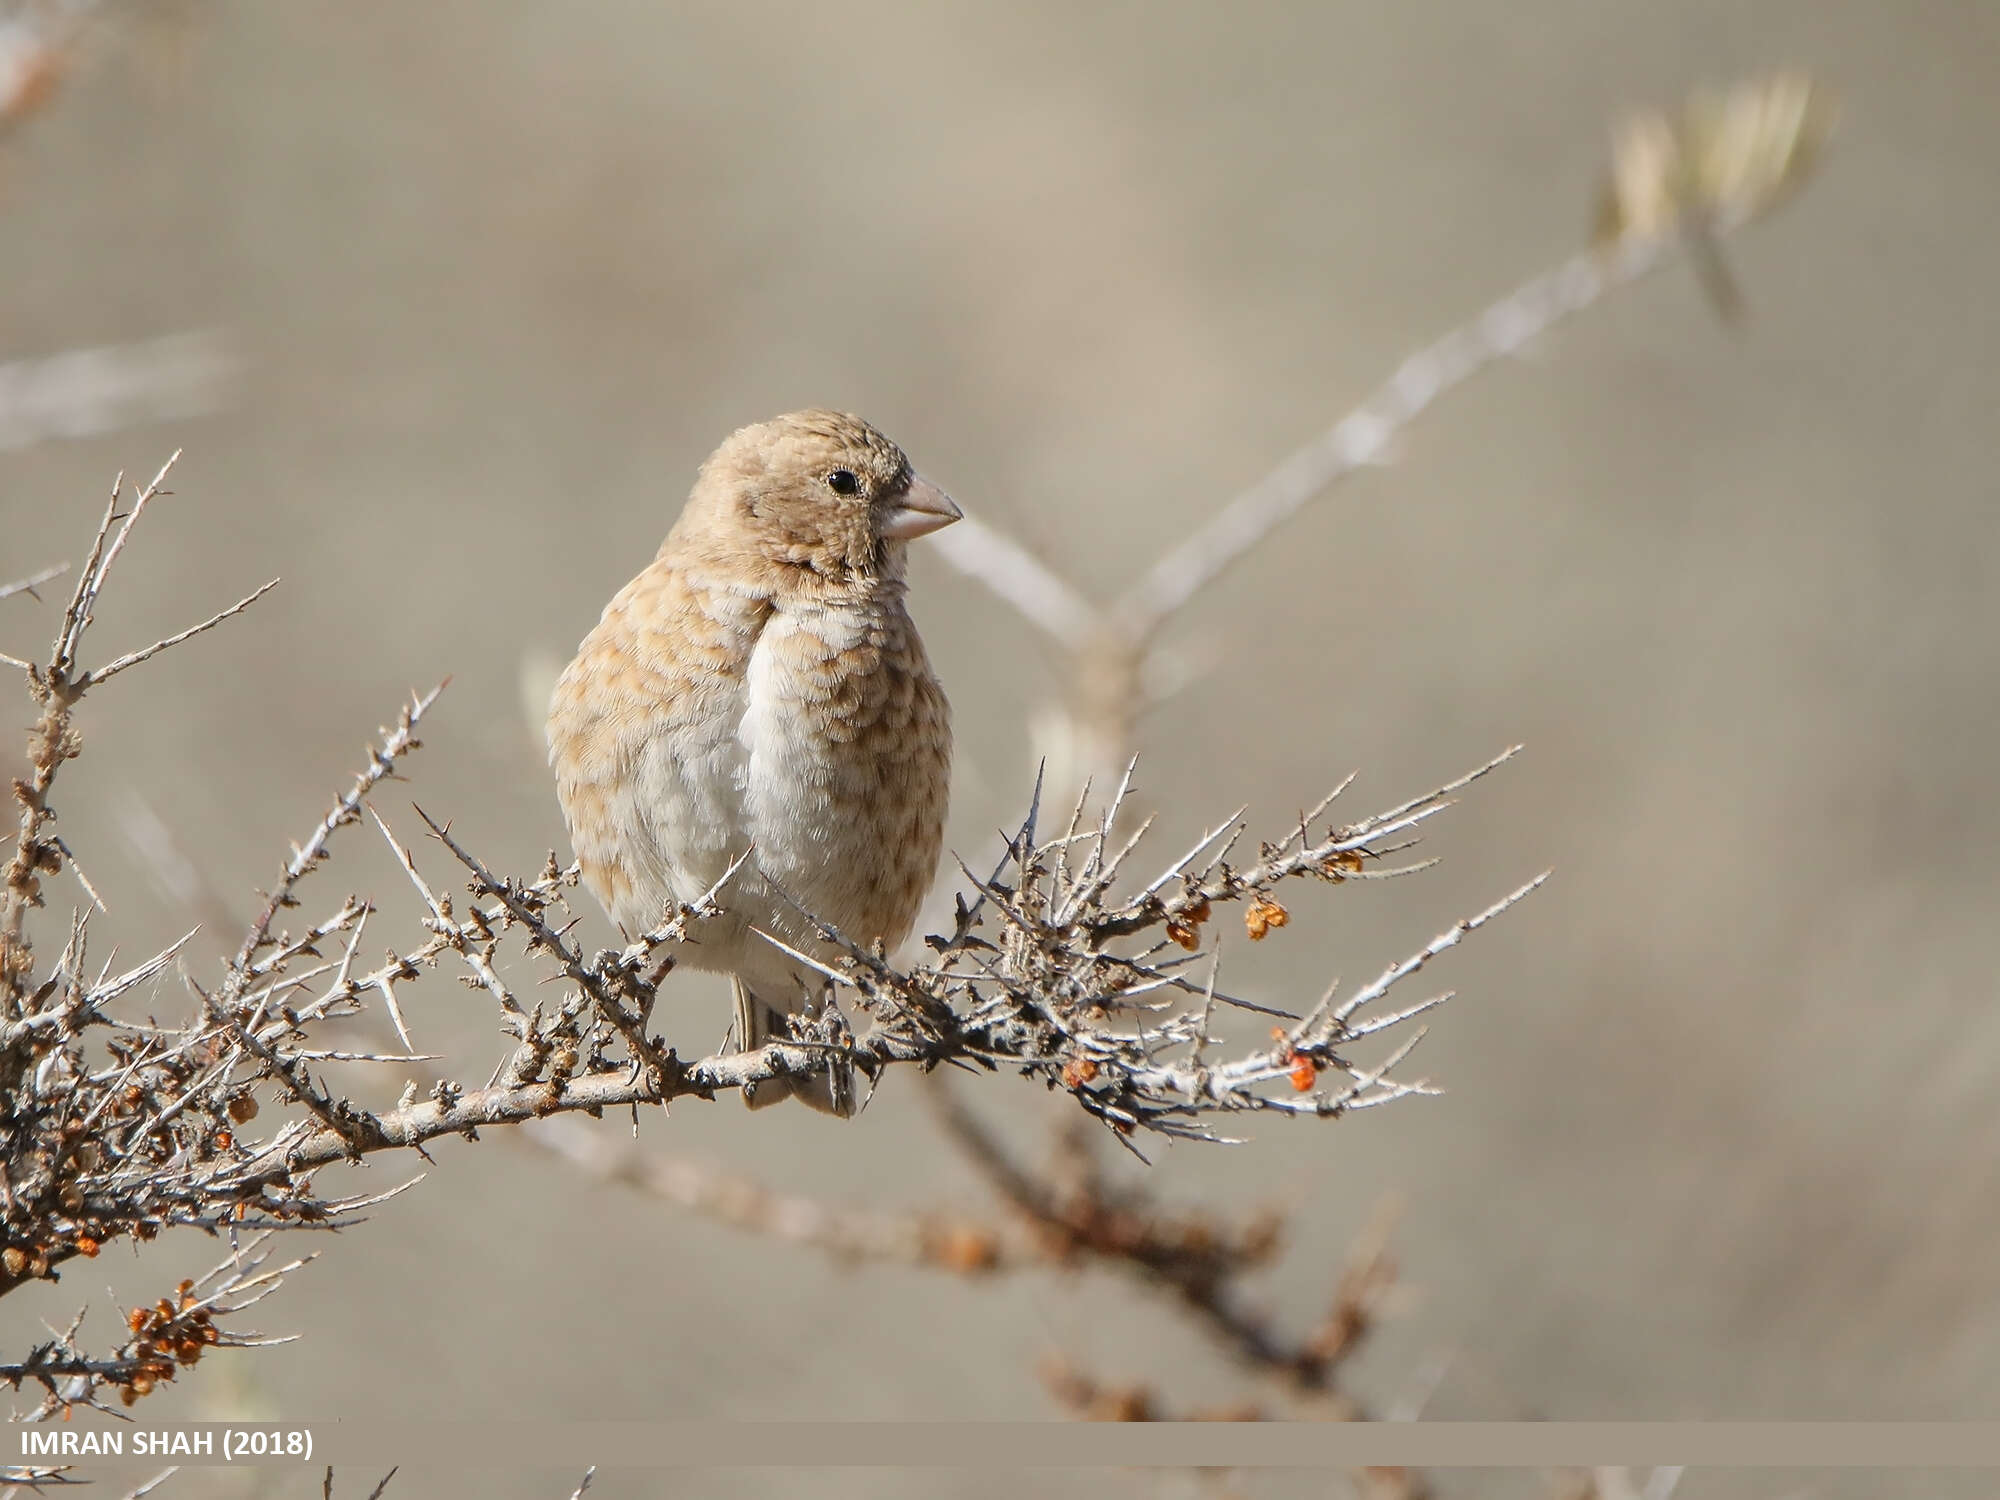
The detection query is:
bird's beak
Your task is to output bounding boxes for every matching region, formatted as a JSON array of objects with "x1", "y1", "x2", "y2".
[{"x1": 880, "y1": 473, "x2": 963, "y2": 541}]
